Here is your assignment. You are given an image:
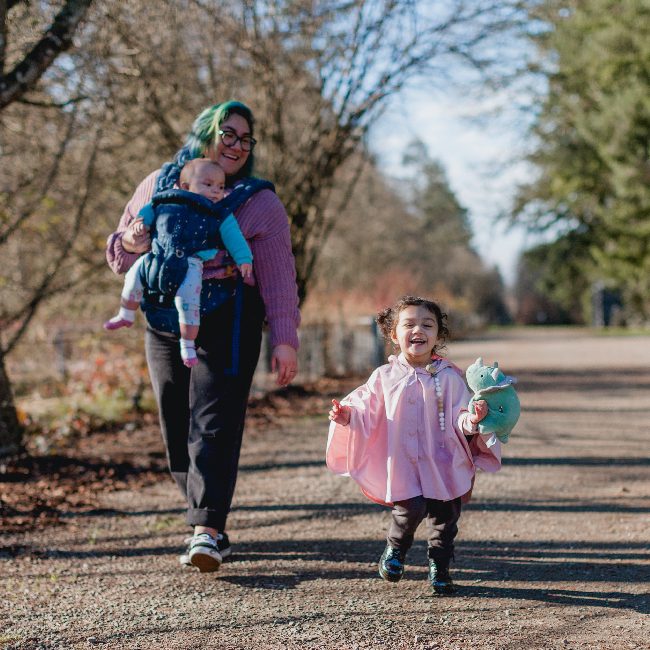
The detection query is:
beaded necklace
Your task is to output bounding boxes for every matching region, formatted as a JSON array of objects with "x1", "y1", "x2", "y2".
[
  {"x1": 424, "y1": 363, "x2": 445, "y2": 431},
  {"x1": 425, "y1": 360, "x2": 445, "y2": 431}
]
